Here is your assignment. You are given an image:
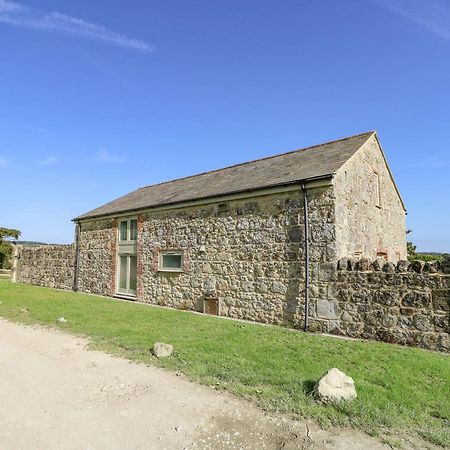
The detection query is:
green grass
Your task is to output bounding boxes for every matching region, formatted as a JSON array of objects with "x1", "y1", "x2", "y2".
[{"x1": 0, "y1": 280, "x2": 449, "y2": 447}]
